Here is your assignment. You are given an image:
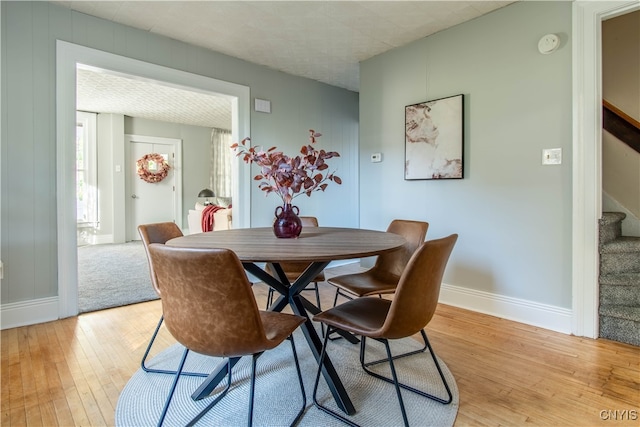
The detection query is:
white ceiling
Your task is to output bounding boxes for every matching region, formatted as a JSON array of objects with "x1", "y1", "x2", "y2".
[
  {"x1": 77, "y1": 67, "x2": 233, "y2": 129},
  {"x1": 62, "y1": 1, "x2": 517, "y2": 128}
]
